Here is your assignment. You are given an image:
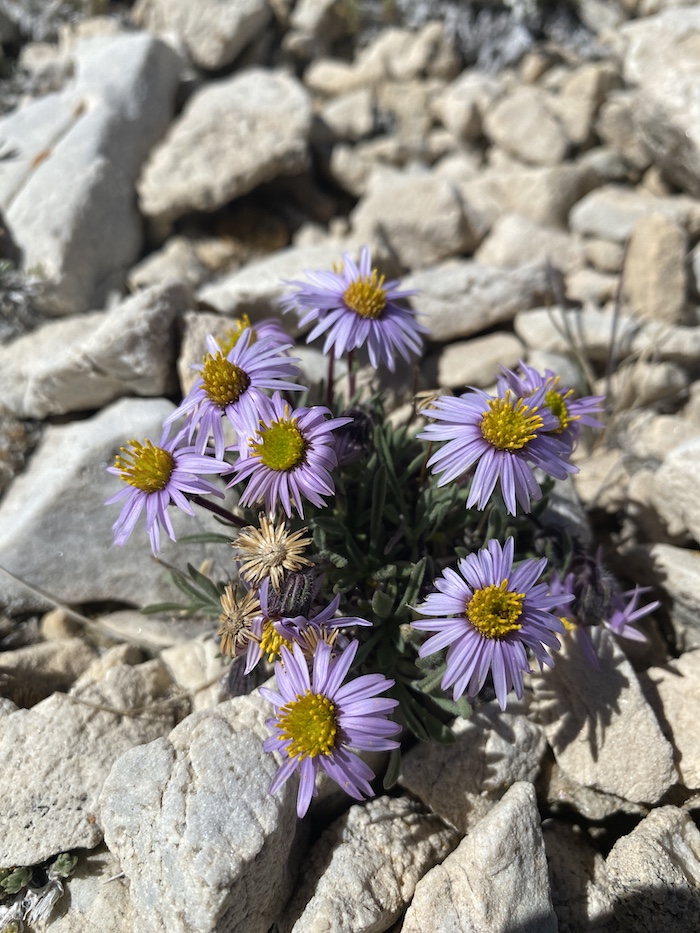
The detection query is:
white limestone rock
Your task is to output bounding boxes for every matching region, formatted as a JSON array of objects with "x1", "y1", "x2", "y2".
[
  {"x1": 475, "y1": 213, "x2": 585, "y2": 273},
  {"x1": 622, "y1": 8, "x2": 700, "y2": 198},
  {"x1": 570, "y1": 184, "x2": 700, "y2": 242},
  {"x1": 0, "y1": 32, "x2": 182, "y2": 314},
  {"x1": 0, "y1": 397, "x2": 231, "y2": 612},
  {"x1": 404, "y1": 260, "x2": 551, "y2": 342},
  {"x1": 401, "y1": 782, "x2": 557, "y2": 933},
  {"x1": 604, "y1": 807, "x2": 700, "y2": 932},
  {"x1": 0, "y1": 282, "x2": 189, "y2": 419},
  {"x1": 0, "y1": 637, "x2": 96, "y2": 699},
  {"x1": 649, "y1": 436, "x2": 700, "y2": 542},
  {"x1": 625, "y1": 542, "x2": 700, "y2": 652},
  {"x1": 549, "y1": 61, "x2": 621, "y2": 148},
  {"x1": 276, "y1": 796, "x2": 459, "y2": 933},
  {"x1": 133, "y1": 0, "x2": 271, "y2": 70},
  {"x1": 543, "y1": 821, "x2": 614, "y2": 933},
  {"x1": 532, "y1": 630, "x2": 677, "y2": 804},
  {"x1": 198, "y1": 240, "x2": 364, "y2": 317},
  {"x1": 160, "y1": 634, "x2": 228, "y2": 711},
  {"x1": 484, "y1": 85, "x2": 569, "y2": 166},
  {"x1": 350, "y1": 170, "x2": 481, "y2": 270},
  {"x1": 138, "y1": 69, "x2": 311, "y2": 225},
  {"x1": 32, "y1": 846, "x2": 134, "y2": 933},
  {"x1": 399, "y1": 704, "x2": 547, "y2": 833},
  {"x1": 100, "y1": 692, "x2": 300, "y2": 933},
  {"x1": 435, "y1": 331, "x2": 524, "y2": 388},
  {"x1": 318, "y1": 88, "x2": 375, "y2": 141},
  {"x1": 0, "y1": 657, "x2": 178, "y2": 866},
  {"x1": 431, "y1": 70, "x2": 503, "y2": 140},
  {"x1": 642, "y1": 650, "x2": 700, "y2": 790},
  {"x1": 622, "y1": 214, "x2": 688, "y2": 324}
]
